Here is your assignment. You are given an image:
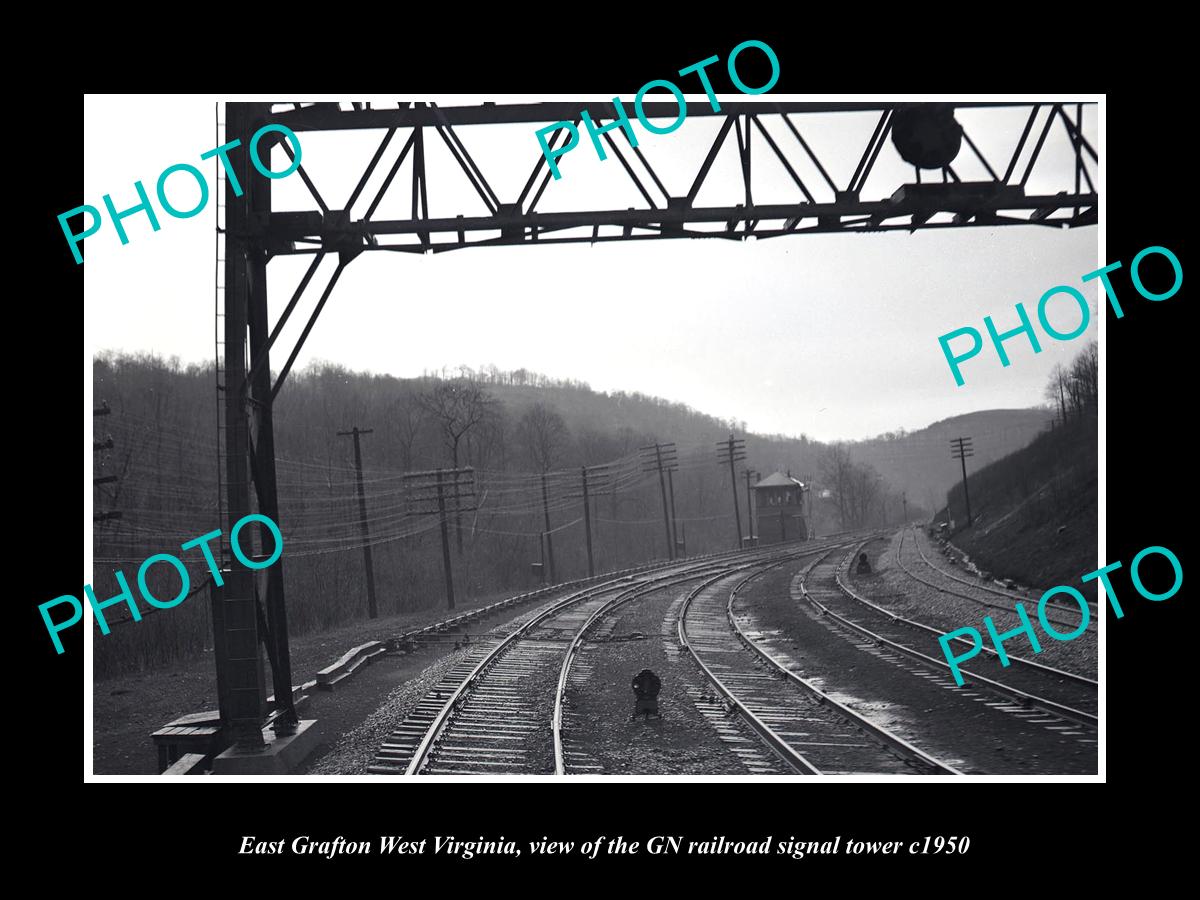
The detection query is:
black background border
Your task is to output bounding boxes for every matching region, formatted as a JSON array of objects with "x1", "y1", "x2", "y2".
[{"x1": 26, "y1": 26, "x2": 1190, "y2": 878}]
